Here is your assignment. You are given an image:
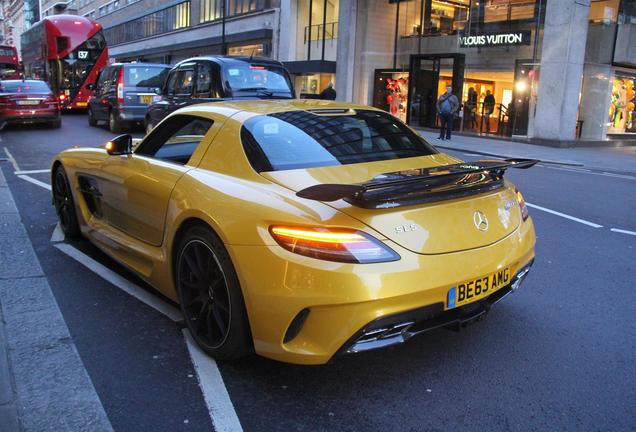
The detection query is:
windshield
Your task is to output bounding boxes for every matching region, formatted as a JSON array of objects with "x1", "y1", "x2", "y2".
[
  {"x1": 50, "y1": 30, "x2": 106, "y2": 96},
  {"x1": 0, "y1": 48, "x2": 15, "y2": 57},
  {"x1": 124, "y1": 66, "x2": 169, "y2": 87},
  {"x1": 223, "y1": 64, "x2": 292, "y2": 94},
  {"x1": 0, "y1": 64, "x2": 18, "y2": 79},
  {"x1": 241, "y1": 110, "x2": 438, "y2": 172},
  {"x1": 0, "y1": 81, "x2": 50, "y2": 93}
]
